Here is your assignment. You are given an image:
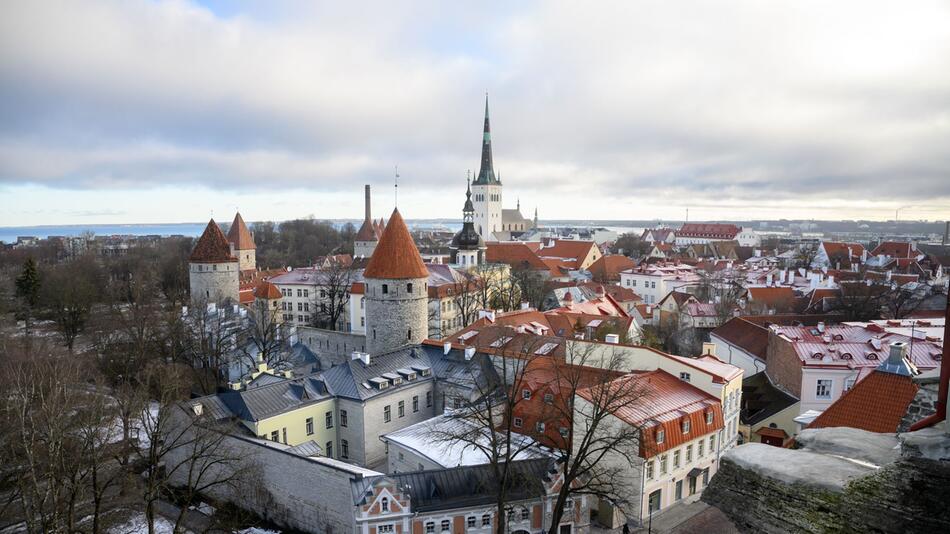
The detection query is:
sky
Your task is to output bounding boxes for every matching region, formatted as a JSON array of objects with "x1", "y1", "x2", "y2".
[{"x1": 1, "y1": 0, "x2": 949, "y2": 226}]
